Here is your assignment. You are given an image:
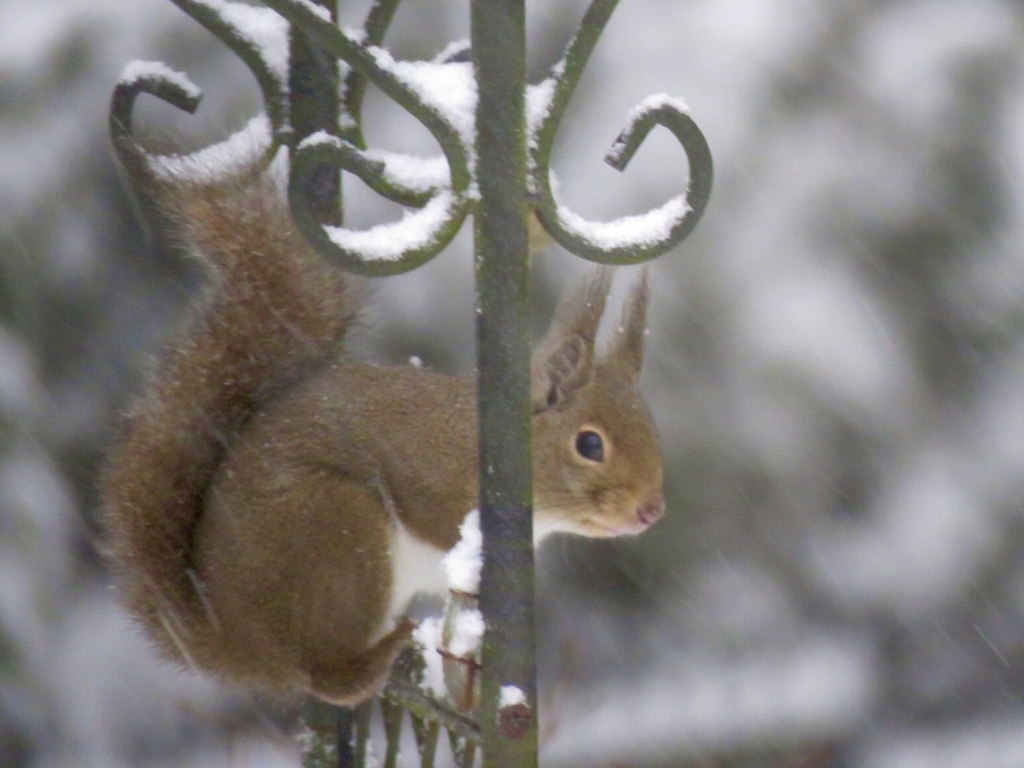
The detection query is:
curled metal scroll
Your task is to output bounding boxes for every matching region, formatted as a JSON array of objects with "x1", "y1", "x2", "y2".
[
  {"x1": 109, "y1": 0, "x2": 287, "y2": 186},
  {"x1": 109, "y1": 0, "x2": 712, "y2": 273},
  {"x1": 528, "y1": 0, "x2": 713, "y2": 264},
  {"x1": 265, "y1": 0, "x2": 474, "y2": 274}
]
